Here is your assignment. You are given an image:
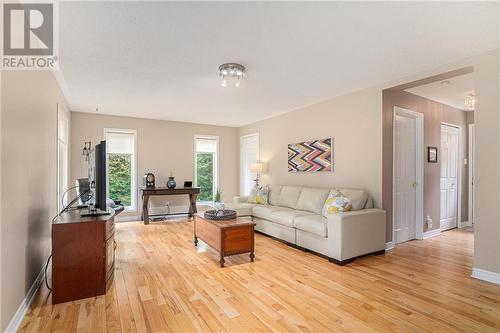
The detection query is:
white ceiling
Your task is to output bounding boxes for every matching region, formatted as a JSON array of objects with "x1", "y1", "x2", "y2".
[
  {"x1": 58, "y1": 2, "x2": 499, "y2": 127},
  {"x1": 406, "y1": 73, "x2": 475, "y2": 111}
]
